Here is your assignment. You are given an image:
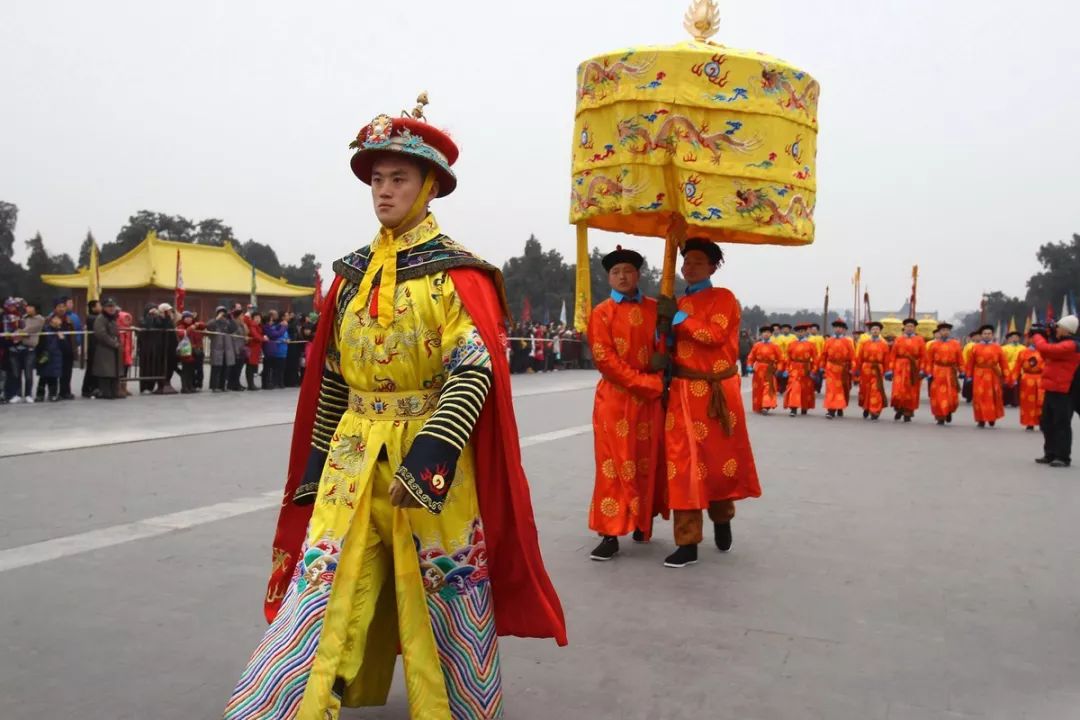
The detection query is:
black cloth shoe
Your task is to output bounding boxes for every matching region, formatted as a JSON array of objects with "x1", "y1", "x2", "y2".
[
  {"x1": 632, "y1": 530, "x2": 646, "y2": 543},
  {"x1": 789, "y1": 409, "x2": 797, "y2": 417},
  {"x1": 826, "y1": 410, "x2": 835, "y2": 419},
  {"x1": 590, "y1": 536, "x2": 619, "y2": 561},
  {"x1": 978, "y1": 421, "x2": 986, "y2": 428},
  {"x1": 801, "y1": 409, "x2": 808, "y2": 415},
  {"x1": 714, "y1": 522, "x2": 732, "y2": 552},
  {"x1": 664, "y1": 544, "x2": 698, "y2": 568},
  {"x1": 936, "y1": 419, "x2": 945, "y2": 425},
  {"x1": 947, "y1": 413, "x2": 953, "y2": 423},
  {"x1": 1035, "y1": 456, "x2": 1054, "y2": 464},
  {"x1": 1050, "y1": 460, "x2": 1071, "y2": 468},
  {"x1": 863, "y1": 409, "x2": 870, "y2": 419},
  {"x1": 837, "y1": 409, "x2": 844, "y2": 418},
  {"x1": 903, "y1": 415, "x2": 912, "y2": 423},
  {"x1": 989, "y1": 421, "x2": 995, "y2": 427},
  {"x1": 894, "y1": 411, "x2": 903, "y2": 421}
]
